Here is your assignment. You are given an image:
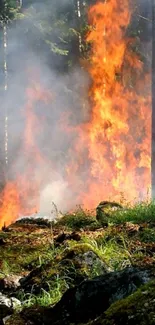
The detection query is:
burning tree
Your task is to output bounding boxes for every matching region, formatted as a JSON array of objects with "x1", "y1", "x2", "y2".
[
  {"x1": 0, "y1": 0, "x2": 153, "y2": 228},
  {"x1": 66, "y1": 0, "x2": 151, "y2": 206}
]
